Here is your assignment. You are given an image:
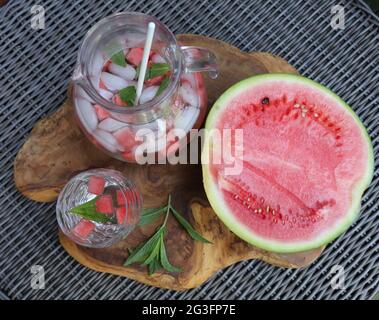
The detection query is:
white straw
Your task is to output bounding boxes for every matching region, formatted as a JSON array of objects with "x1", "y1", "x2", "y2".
[{"x1": 135, "y1": 22, "x2": 155, "y2": 104}]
